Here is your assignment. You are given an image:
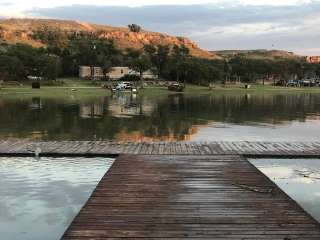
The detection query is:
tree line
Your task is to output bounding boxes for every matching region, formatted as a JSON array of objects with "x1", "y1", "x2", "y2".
[{"x1": 1, "y1": 27, "x2": 319, "y2": 84}]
